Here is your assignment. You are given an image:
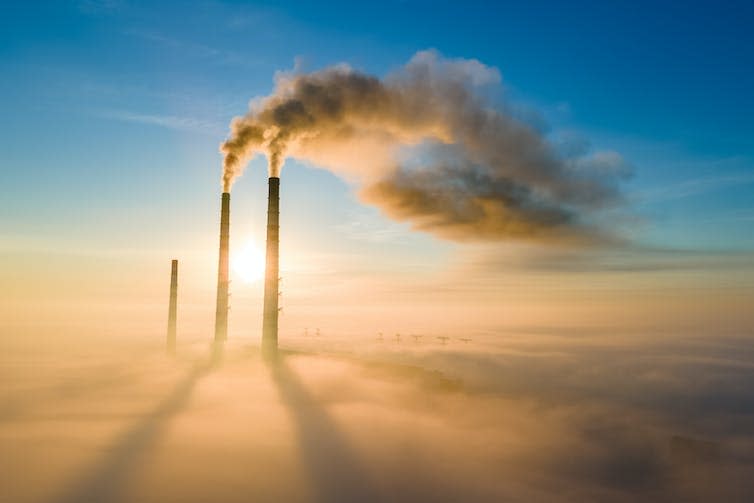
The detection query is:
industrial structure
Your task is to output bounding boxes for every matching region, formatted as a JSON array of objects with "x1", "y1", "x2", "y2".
[
  {"x1": 261, "y1": 177, "x2": 280, "y2": 356},
  {"x1": 166, "y1": 259, "x2": 178, "y2": 353},
  {"x1": 214, "y1": 192, "x2": 231, "y2": 342}
]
